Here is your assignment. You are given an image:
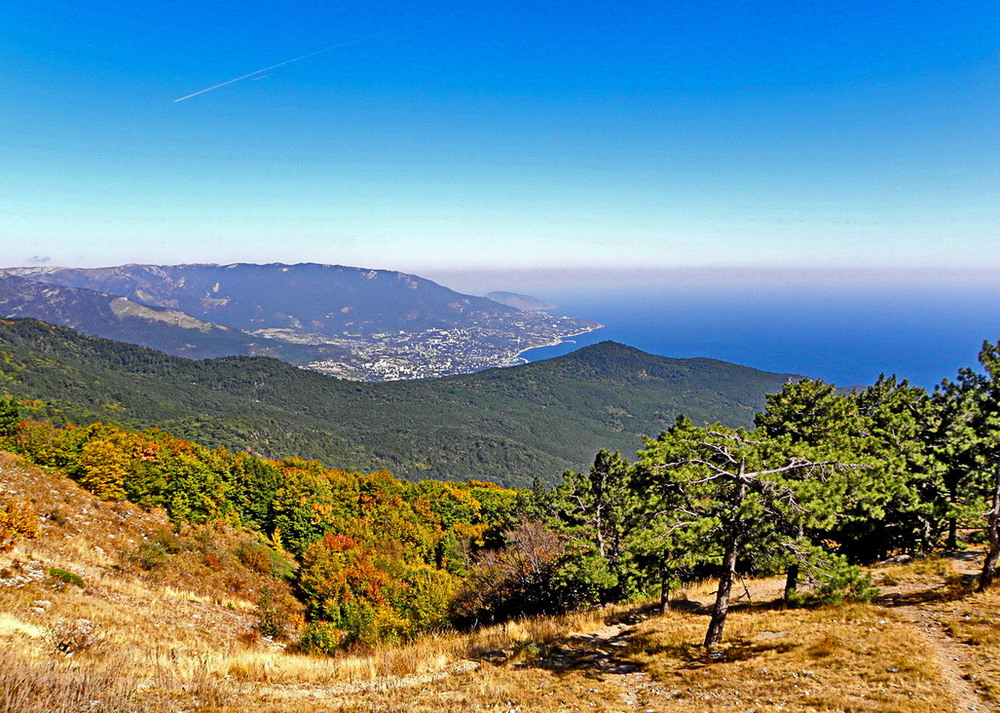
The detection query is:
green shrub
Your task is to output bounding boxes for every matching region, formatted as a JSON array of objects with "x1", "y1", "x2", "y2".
[
  {"x1": 46, "y1": 508, "x2": 68, "y2": 527},
  {"x1": 47, "y1": 568, "x2": 85, "y2": 588},
  {"x1": 297, "y1": 622, "x2": 346, "y2": 655},
  {"x1": 128, "y1": 542, "x2": 169, "y2": 571},
  {"x1": 968, "y1": 529, "x2": 988, "y2": 545},
  {"x1": 253, "y1": 586, "x2": 300, "y2": 641},
  {"x1": 815, "y1": 563, "x2": 879, "y2": 605},
  {"x1": 150, "y1": 528, "x2": 183, "y2": 554},
  {"x1": 789, "y1": 556, "x2": 880, "y2": 606}
]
